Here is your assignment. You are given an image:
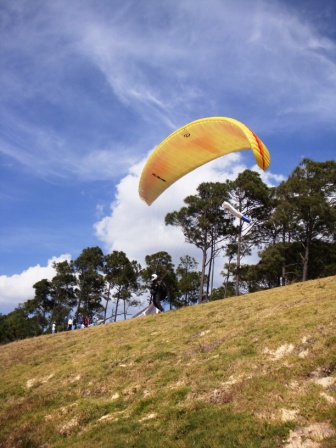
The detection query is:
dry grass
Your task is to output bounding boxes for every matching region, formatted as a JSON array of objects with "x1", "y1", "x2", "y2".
[{"x1": 0, "y1": 277, "x2": 336, "y2": 447}]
